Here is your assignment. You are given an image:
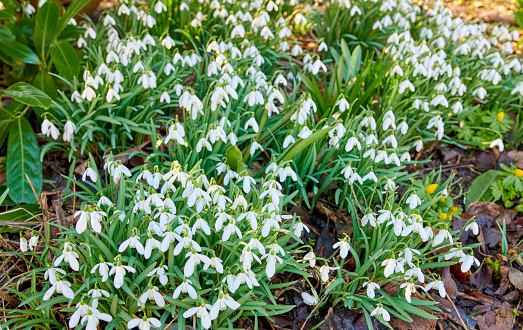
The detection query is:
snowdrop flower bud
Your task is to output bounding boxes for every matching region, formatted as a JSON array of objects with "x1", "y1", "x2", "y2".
[
  {"x1": 489, "y1": 138, "x2": 504, "y2": 152},
  {"x1": 301, "y1": 291, "x2": 319, "y2": 305}
]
